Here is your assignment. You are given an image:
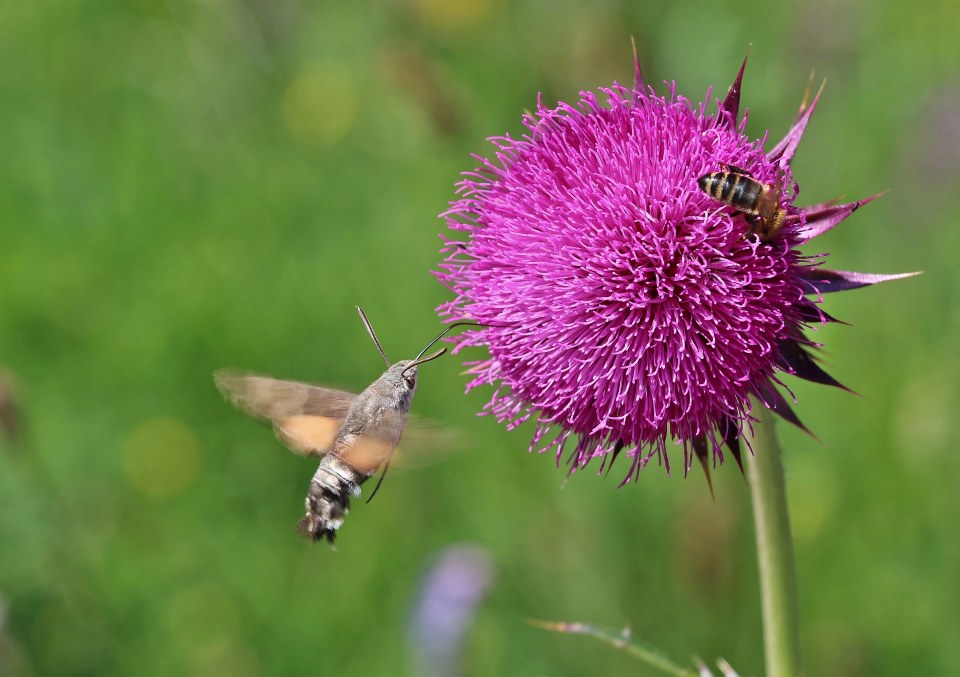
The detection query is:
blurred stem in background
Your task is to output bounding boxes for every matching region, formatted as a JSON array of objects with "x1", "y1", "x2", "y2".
[
  {"x1": 537, "y1": 406, "x2": 805, "y2": 677},
  {"x1": 746, "y1": 404, "x2": 802, "y2": 677}
]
